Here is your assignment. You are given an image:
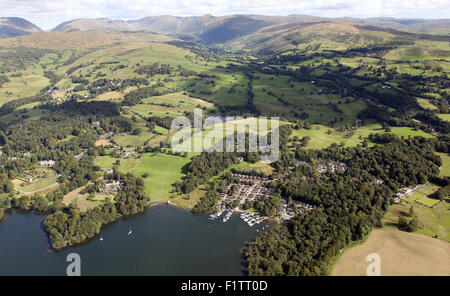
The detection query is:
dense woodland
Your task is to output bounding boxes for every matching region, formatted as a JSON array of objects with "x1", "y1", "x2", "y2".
[
  {"x1": 245, "y1": 135, "x2": 445, "y2": 275},
  {"x1": 0, "y1": 101, "x2": 150, "y2": 248},
  {"x1": 44, "y1": 170, "x2": 148, "y2": 249}
]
